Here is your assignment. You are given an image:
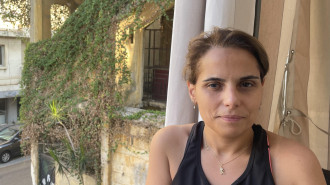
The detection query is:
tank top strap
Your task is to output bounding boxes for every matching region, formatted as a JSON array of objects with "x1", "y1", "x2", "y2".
[
  {"x1": 172, "y1": 121, "x2": 210, "y2": 185},
  {"x1": 181, "y1": 121, "x2": 204, "y2": 157},
  {"x1": 233, "y1": 124, "x2": 275, "y2": 185}
]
